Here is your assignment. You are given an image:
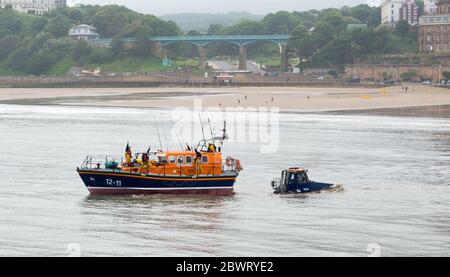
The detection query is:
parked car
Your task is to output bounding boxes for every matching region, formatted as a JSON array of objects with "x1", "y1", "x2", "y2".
[
  {"x1": 346, "y1": 77, "x2": 361, "y2": 83},
  {"x1": 383, "y1": 80, "x2": 396, "y2": 85},
  {"x1": 421, "y1": 80, "x2": 432, "y2": 85}
]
